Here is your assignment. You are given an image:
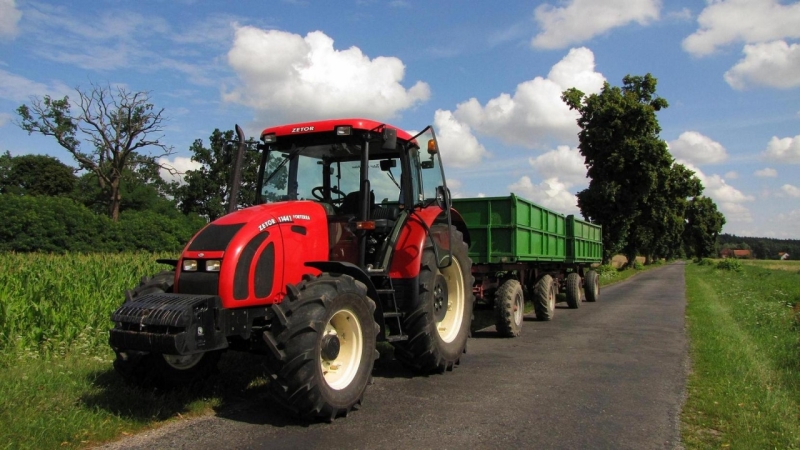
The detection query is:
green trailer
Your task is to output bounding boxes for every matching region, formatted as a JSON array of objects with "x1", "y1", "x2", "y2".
[{"x1": 452, "y1": 194, "x2": 602, "y2": 337}]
